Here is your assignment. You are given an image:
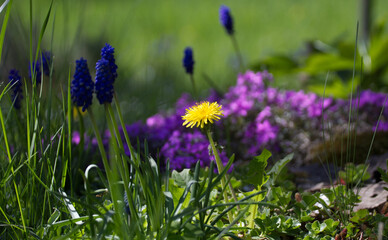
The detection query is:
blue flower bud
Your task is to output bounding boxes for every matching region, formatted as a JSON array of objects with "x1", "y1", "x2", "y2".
[
  {"x1": 182, "y1": 47, "x2": 194, "y2": 75},
  {"x1": 219, "y1": 5, "x2": 234, "y2": 35}
]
